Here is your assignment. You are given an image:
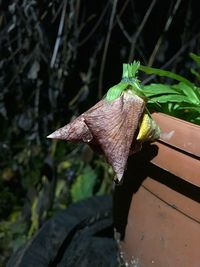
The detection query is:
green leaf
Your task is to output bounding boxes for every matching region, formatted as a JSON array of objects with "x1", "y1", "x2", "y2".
[
  {"x1": 28, "y1": 196, "x2": 39, "y2": 237},
  {"x1": 189, "y1": 52, "x2": 200, "y2": 66},
  {"x1": 172, "y1": 82, "x2": 200, "y2": 104},
  {"x1": 190, "y1": 68, "x2": 200, "y2": 81},
  {"x1": 122, "y1": 61, "x2": 140, "y2": 79},
  {"x1": 71, "y1": 165, "x2": 97, "y2": 202},
  {"x1": 106, "y1": 82, "x2": 128, "y2": 101},
  {"x1": 139, "y1": 65, "x2": 194, "y2": 88},
  {"x1": 192, "y1": 117, "x2": 200, "y2": 125},
  {"x1": 177, "y1": 106, "x2": 200, "y2": 113},
  {"x1": 143, "y1": 83, "x2": 179, "y2": 97},
  {"x1": 194, "y1": 87, "x2": 200, "y2": 100},
  {"x1": 149, "y1": 94, "x2": 192, "y2": 104}
]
